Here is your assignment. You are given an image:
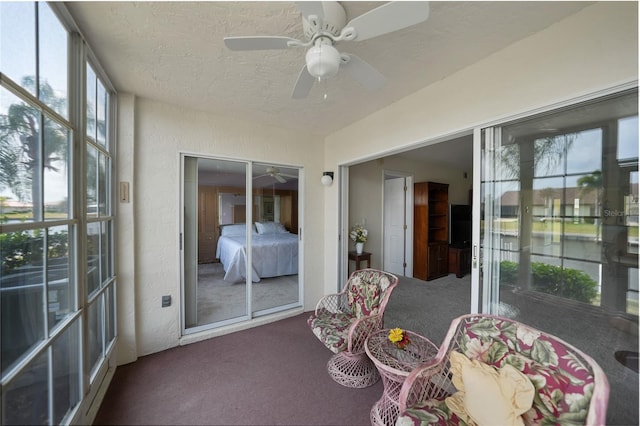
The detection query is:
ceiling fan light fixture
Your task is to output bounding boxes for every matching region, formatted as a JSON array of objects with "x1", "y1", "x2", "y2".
[
  {"x1": 225, "y1": 1, "x2": 431, "y2": 99},
  {"x1": 305, "y1": 43, "x2": 340, "y2": 80}
]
